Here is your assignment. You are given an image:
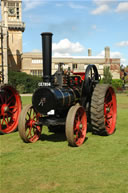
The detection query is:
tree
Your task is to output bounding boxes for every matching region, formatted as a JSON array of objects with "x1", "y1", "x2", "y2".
[{"x1": 102, "y1": 66, "x2": 112, "y2": 84}]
